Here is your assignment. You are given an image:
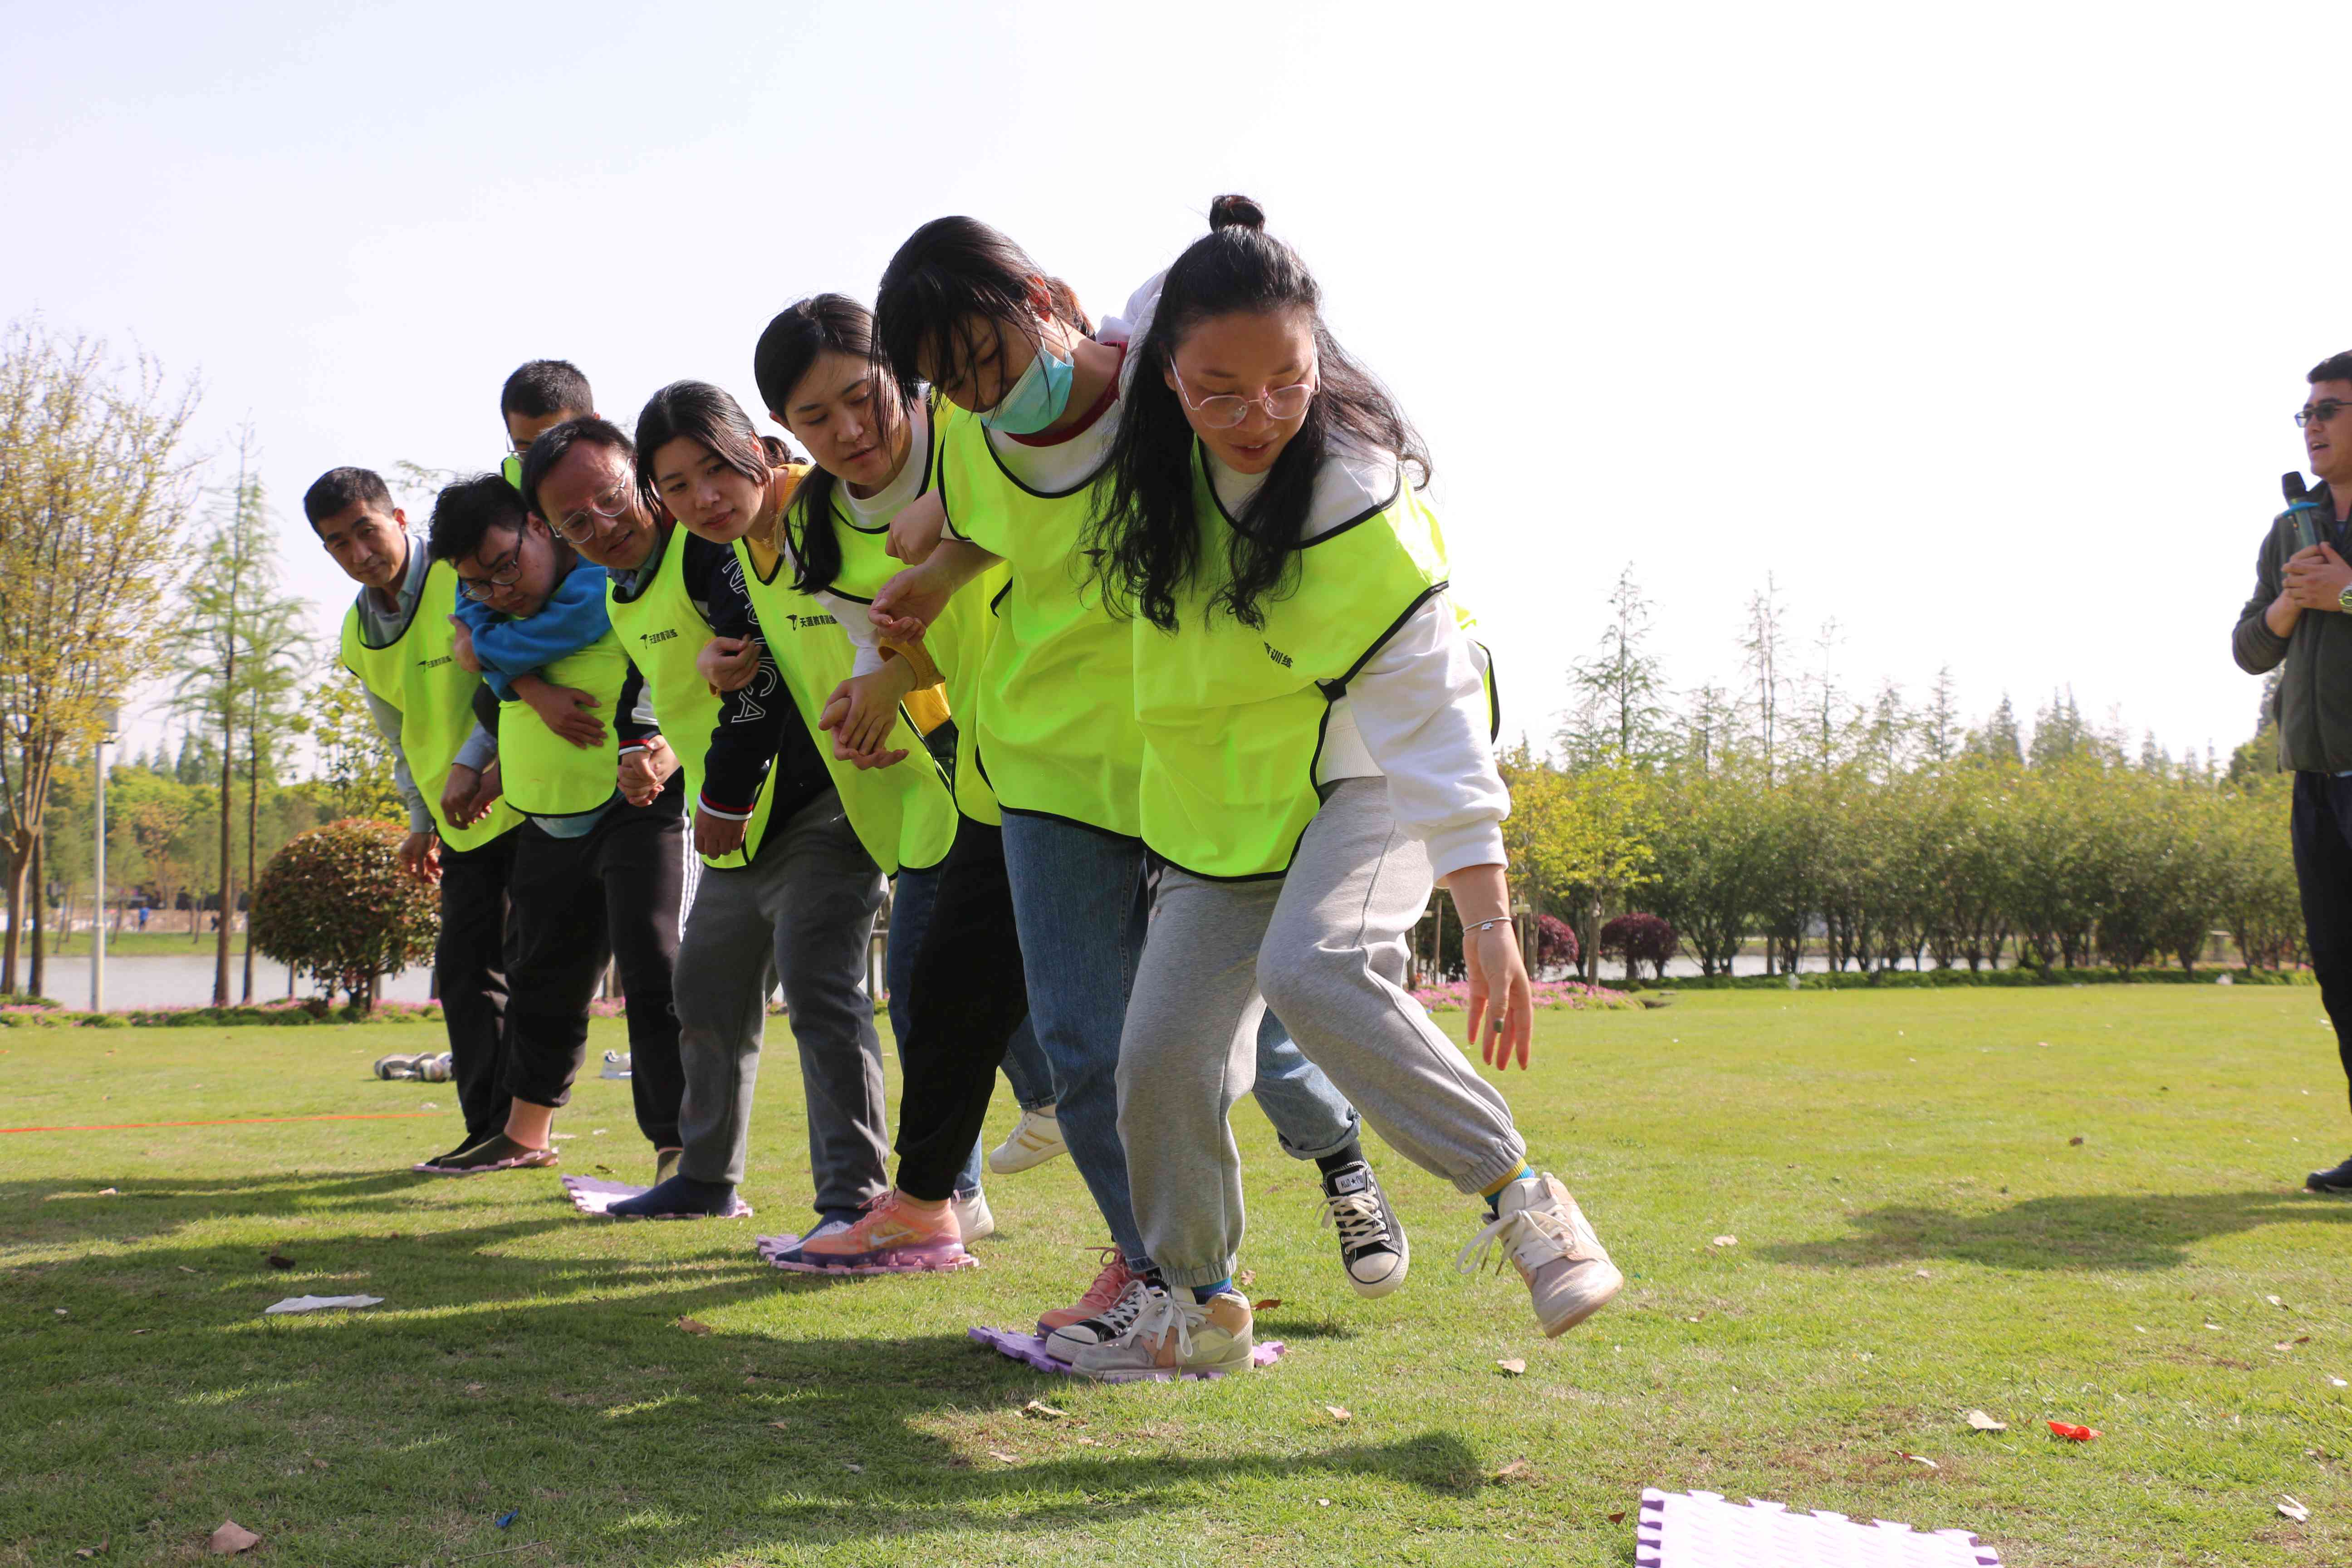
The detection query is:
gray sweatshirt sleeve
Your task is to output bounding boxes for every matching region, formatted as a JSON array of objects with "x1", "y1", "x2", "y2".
[
  {"x1": 362, "y1": 686, "x2": 434, "y2": 836},
  {"x1": 452, "y1": 721, "x2": 498, "y2": 774},
  {"x1": 2233, "y1": 522, "x2": 2292, "y2": 675}
]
